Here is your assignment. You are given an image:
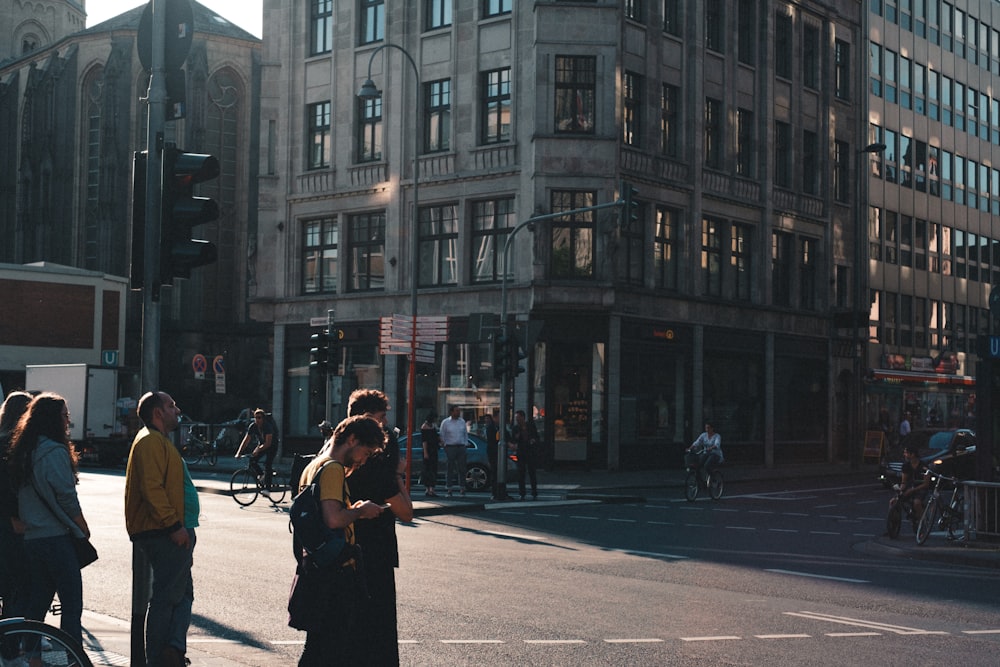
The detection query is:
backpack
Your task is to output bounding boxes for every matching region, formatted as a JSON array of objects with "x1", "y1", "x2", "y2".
[{"x1": 289, "y1": 460, "x2": 351, "y2": 569}]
